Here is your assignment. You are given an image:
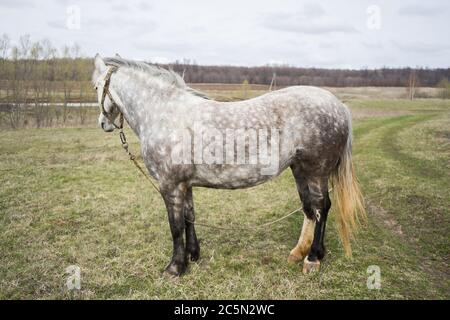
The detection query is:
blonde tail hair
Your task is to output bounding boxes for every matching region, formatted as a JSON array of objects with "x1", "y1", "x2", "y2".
[{"x1": 331, "y1": 116, "x2": 366, "y2": 257}]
